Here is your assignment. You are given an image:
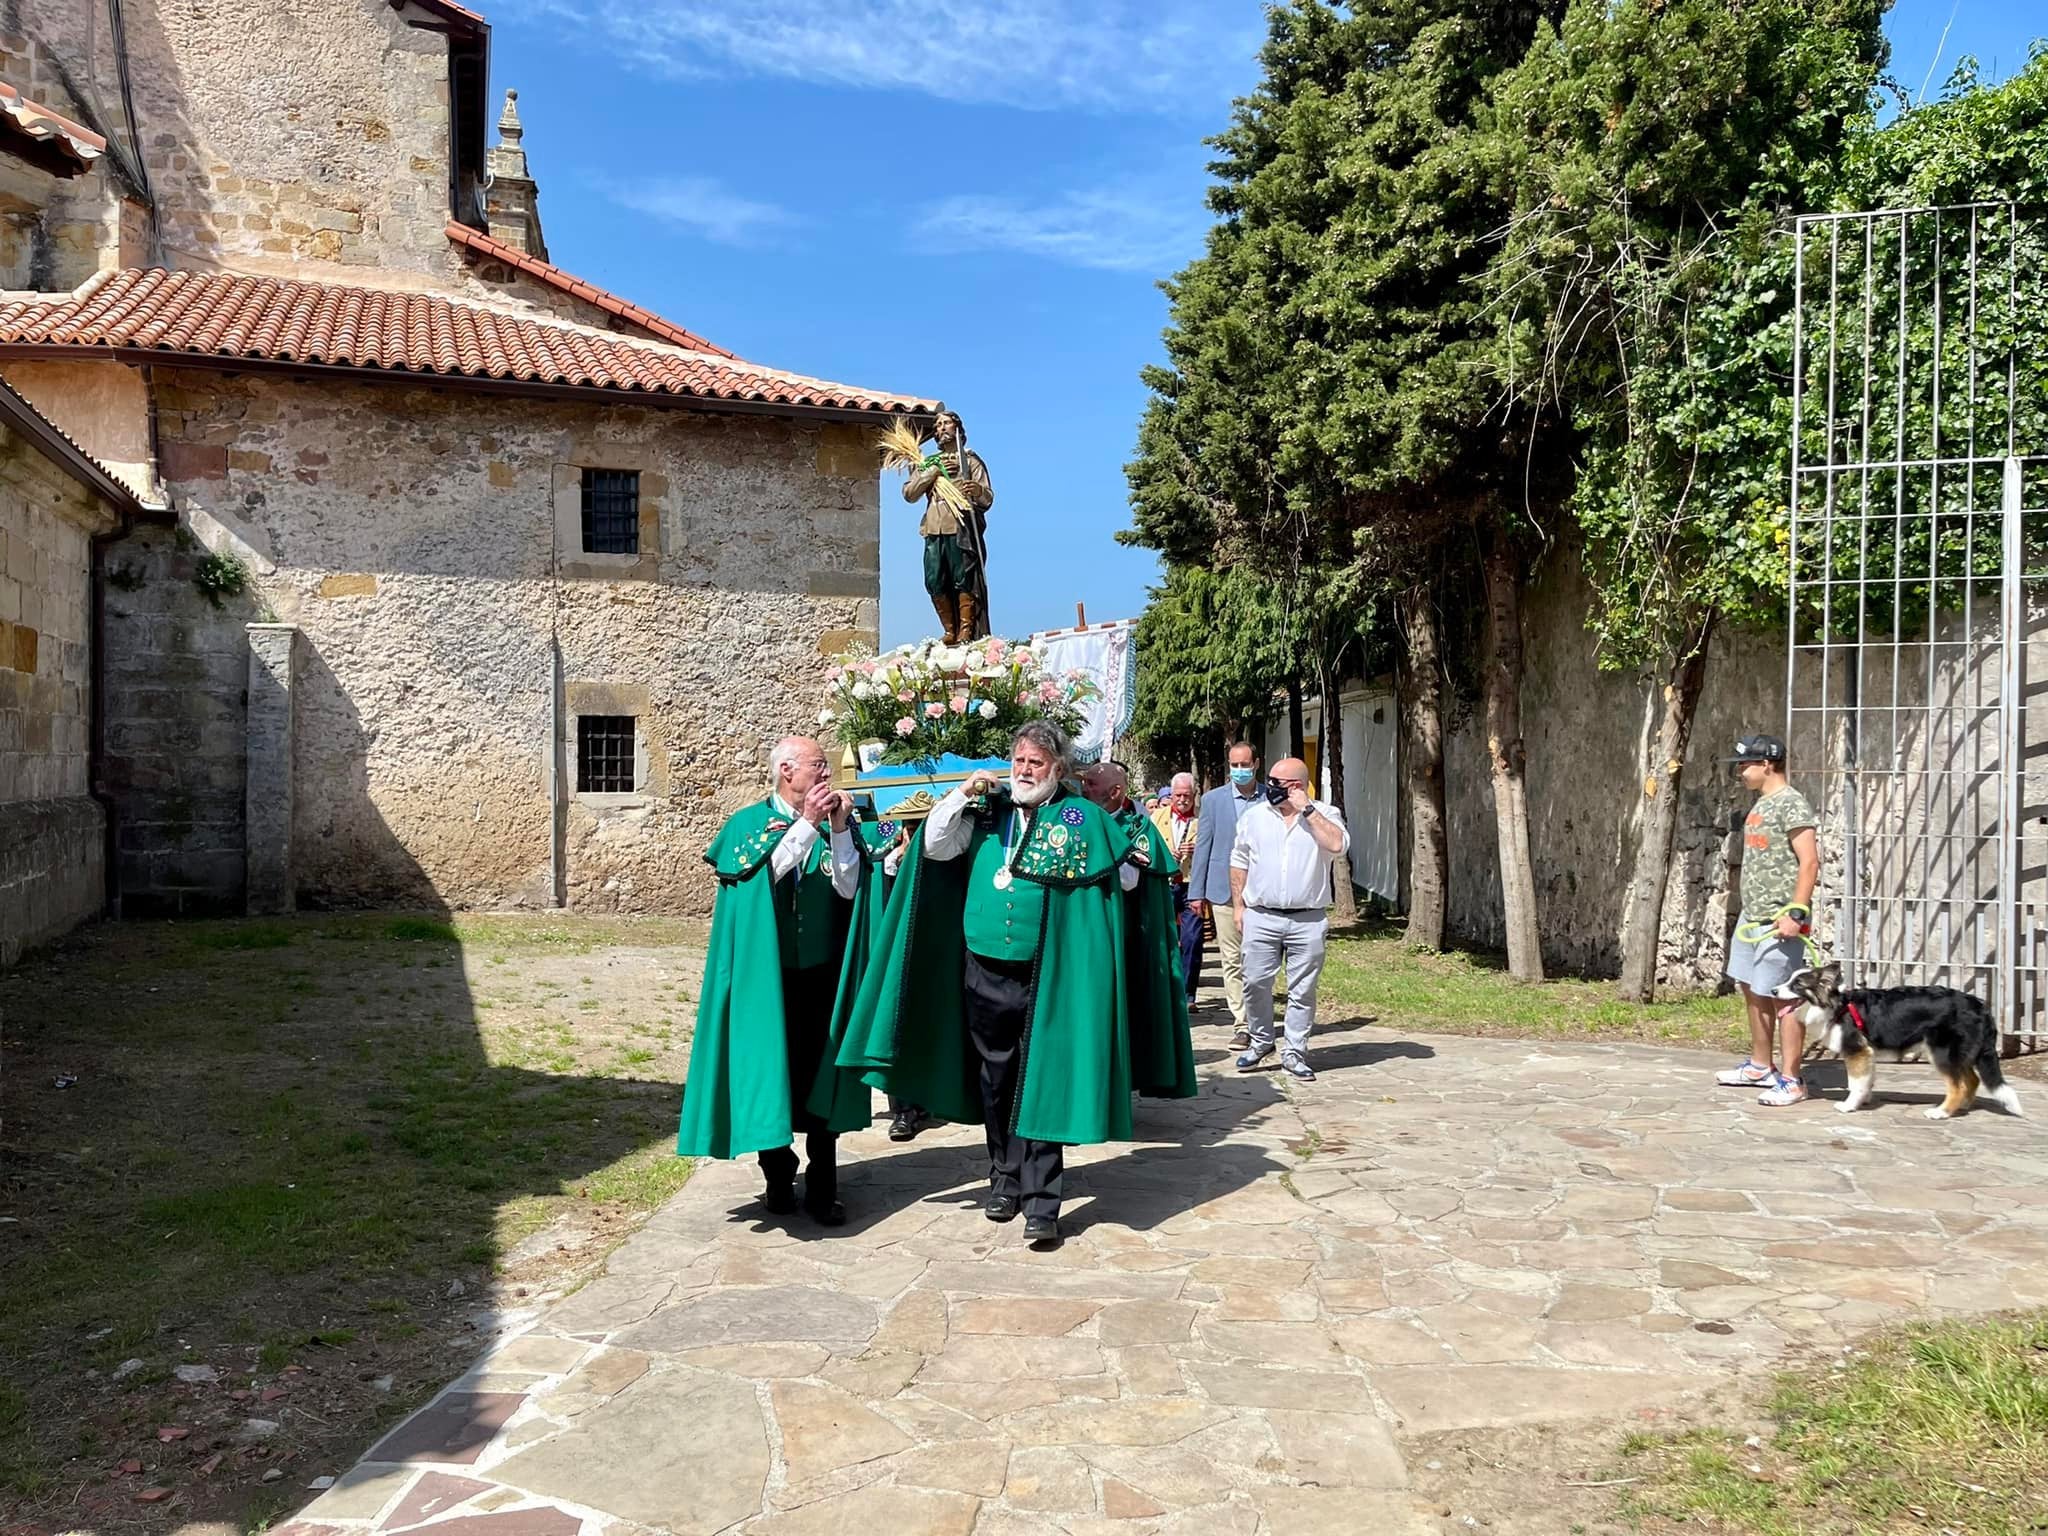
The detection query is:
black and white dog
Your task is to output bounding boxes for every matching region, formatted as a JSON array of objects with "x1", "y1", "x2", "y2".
[{"x1": 1787, "y1": 963, "x2": 2023, "y2": 1118}]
